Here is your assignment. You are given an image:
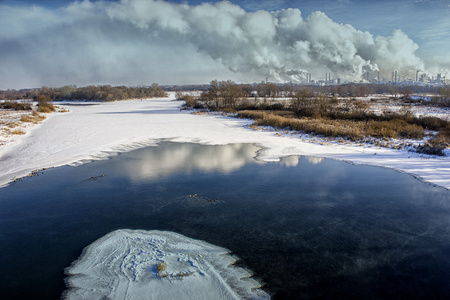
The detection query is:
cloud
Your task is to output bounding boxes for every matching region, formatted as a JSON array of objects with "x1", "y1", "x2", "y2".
[{"x1": 0, "y1": 0, "x2": 434, "y2": 89}]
